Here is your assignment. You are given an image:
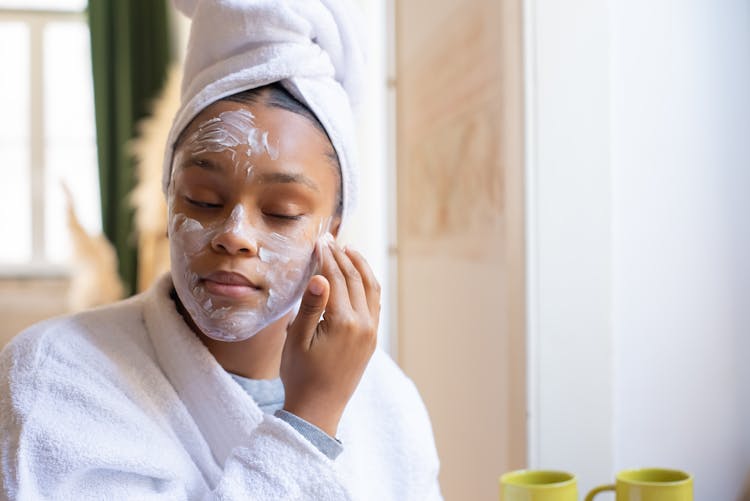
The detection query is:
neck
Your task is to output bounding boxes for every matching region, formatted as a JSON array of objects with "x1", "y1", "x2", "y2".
[{"x1": 172, "y1": 288, "x2": 291, "y2": 380}]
